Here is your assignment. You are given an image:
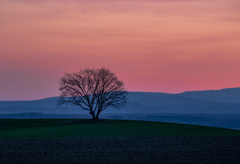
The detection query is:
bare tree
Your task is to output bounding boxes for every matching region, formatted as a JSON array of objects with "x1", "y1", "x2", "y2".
[{"x1": 59, "y1": 67, "x2": 128, "y2": 120}]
